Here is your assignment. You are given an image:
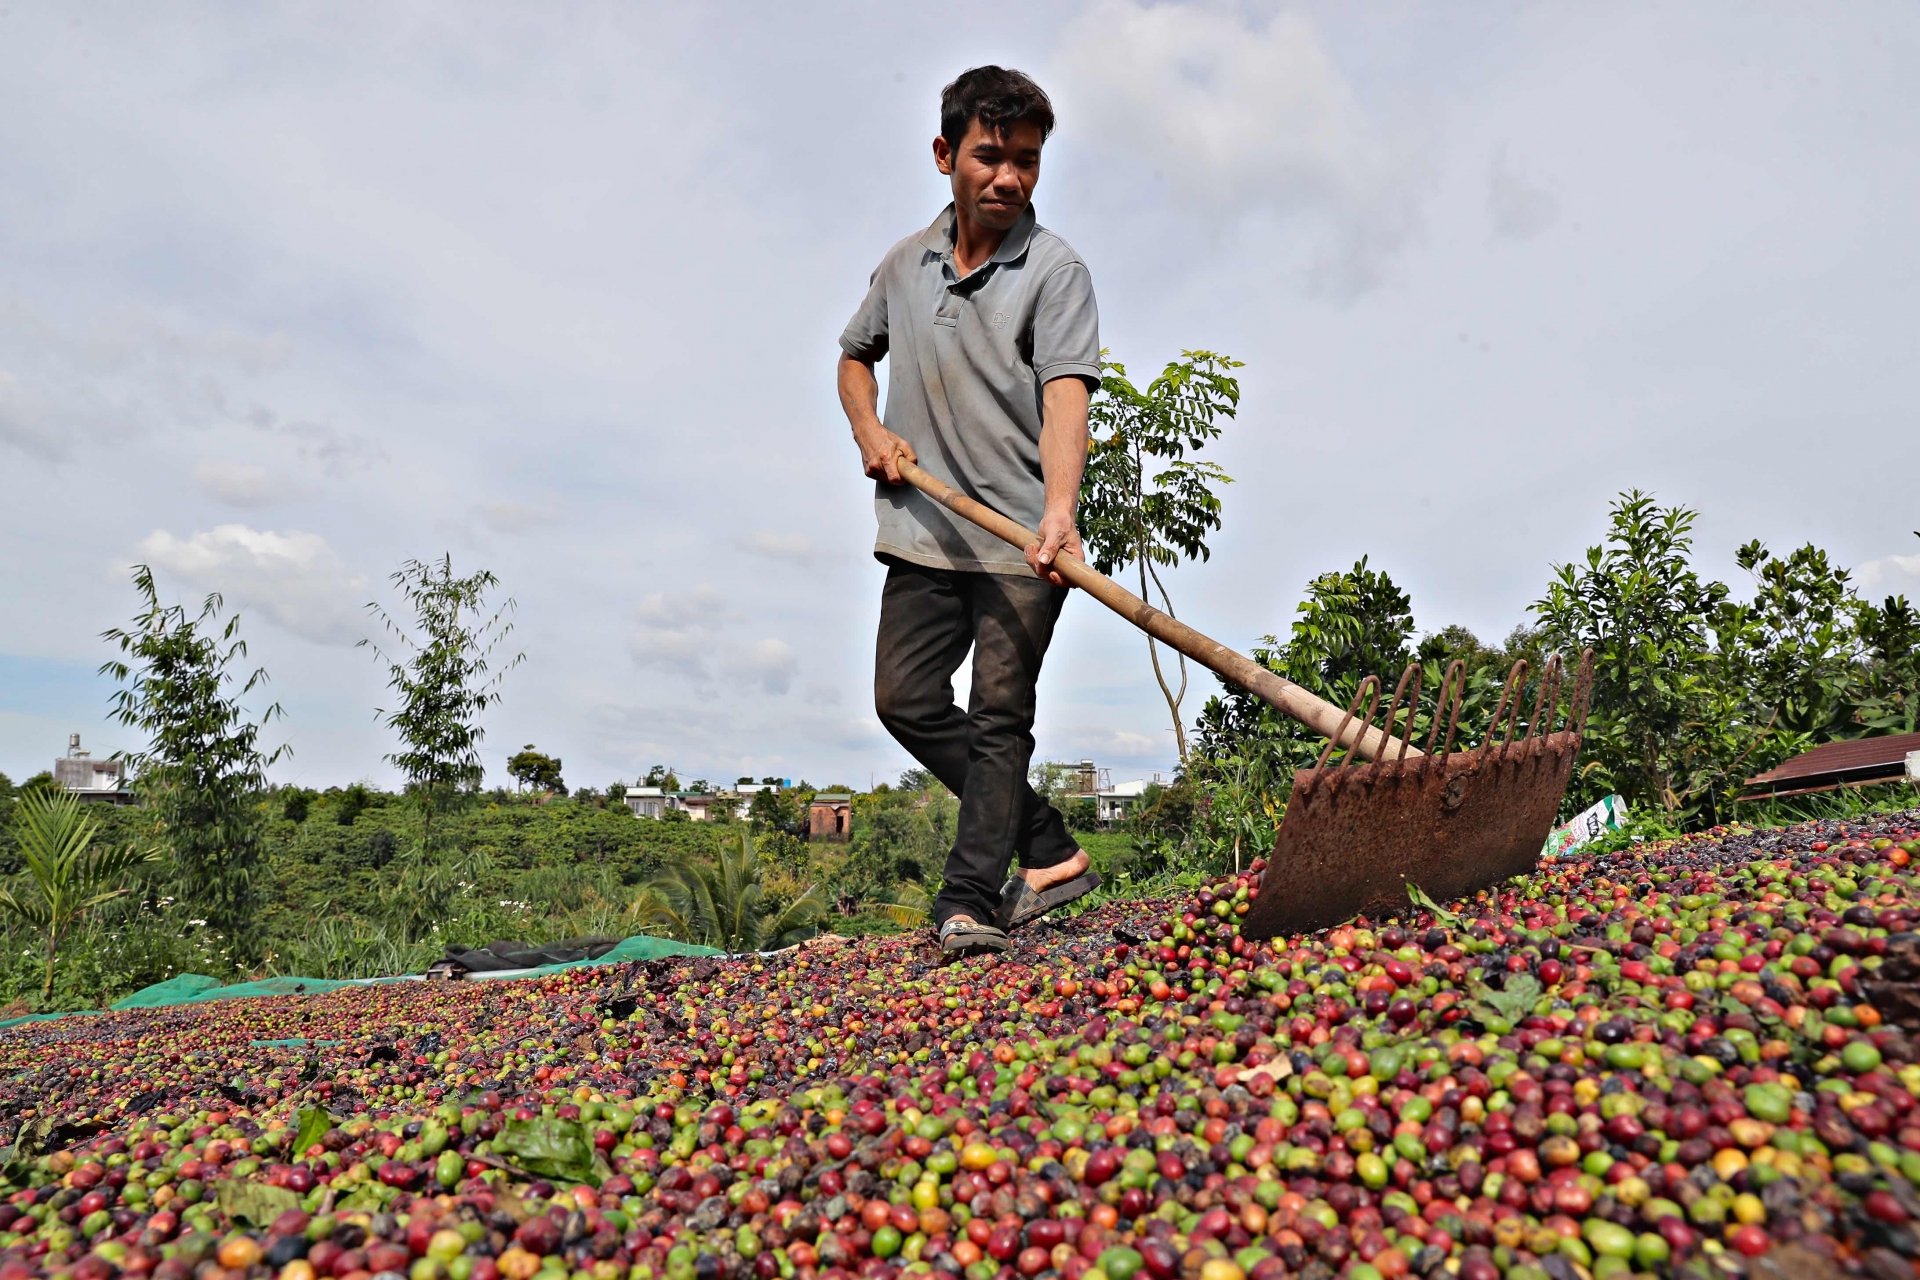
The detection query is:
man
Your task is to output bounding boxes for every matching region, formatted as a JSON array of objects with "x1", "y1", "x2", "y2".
[{"x1": 837, "y1": 66, "x2": 1103, "y2": 958}]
